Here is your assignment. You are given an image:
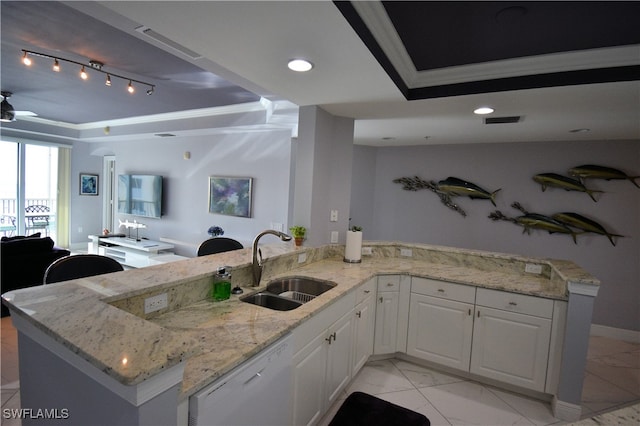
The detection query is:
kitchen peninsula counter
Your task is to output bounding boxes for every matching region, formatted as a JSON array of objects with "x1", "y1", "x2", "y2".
[{"x1": 2, "y1": 241, "x2": 599, "y2": 423}]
